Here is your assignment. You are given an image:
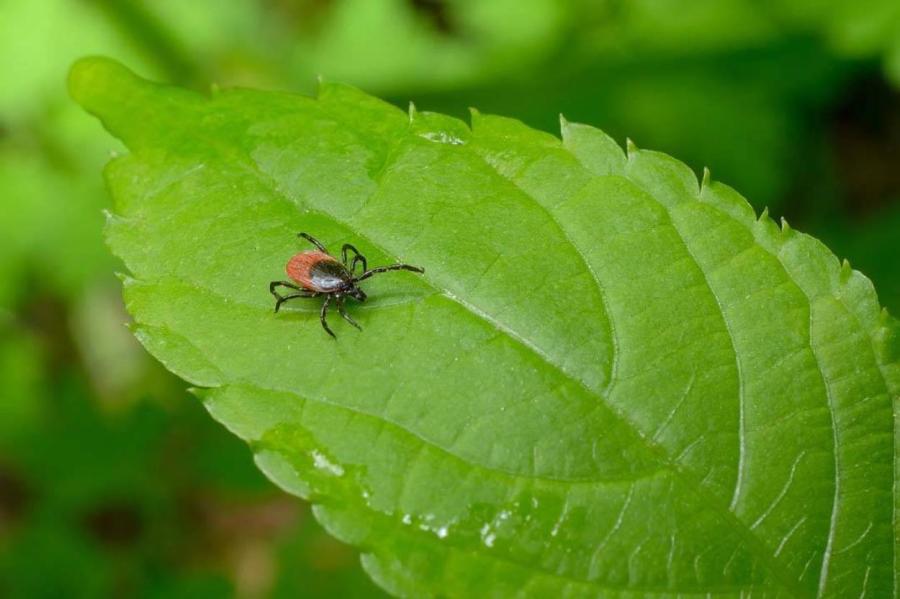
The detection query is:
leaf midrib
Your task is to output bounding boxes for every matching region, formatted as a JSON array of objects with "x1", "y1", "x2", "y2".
[{"x1": 134, "y1": 275, "x2": 663, "y2": 486}]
